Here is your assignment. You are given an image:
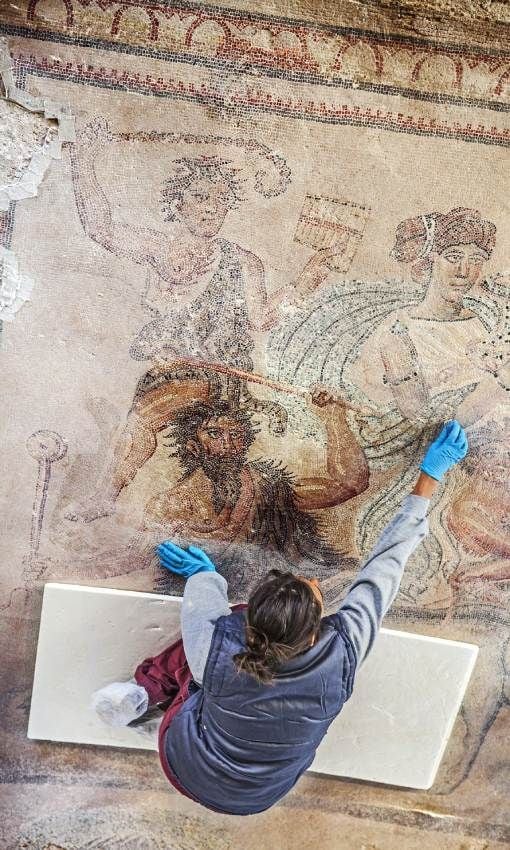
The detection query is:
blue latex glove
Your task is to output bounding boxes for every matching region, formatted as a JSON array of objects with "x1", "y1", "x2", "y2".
[
  {"x1": 420, "y1": 420, "x2": 468, "y2": 481},
  {"x1": 156, "y1": 541, "x2": 216, "y2": 578}
]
